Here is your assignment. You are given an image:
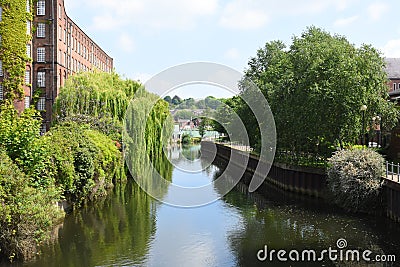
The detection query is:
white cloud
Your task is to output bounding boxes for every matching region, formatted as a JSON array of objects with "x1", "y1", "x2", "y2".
[
  {"x1": 219, "y1": 0, "x2": 269, "y2": 30},
  {"x1": 367, "y1": 2, "x2": 388, "y2": 21},
  {"x1": 224, "y1": 48, "x2": 240, "y2": 60},
  {"x1": 382, "y1": 40, "x2": 400, "y2": 58},
  {"x1": 333, "y1": 15, "x2": 359, "y2": 27},
  {"x1": 84, "y1": 0, "x2": 218, "y2": 31},
  {"x1": 118, "y1": 33, "x2": 135, "y2": 53}
]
